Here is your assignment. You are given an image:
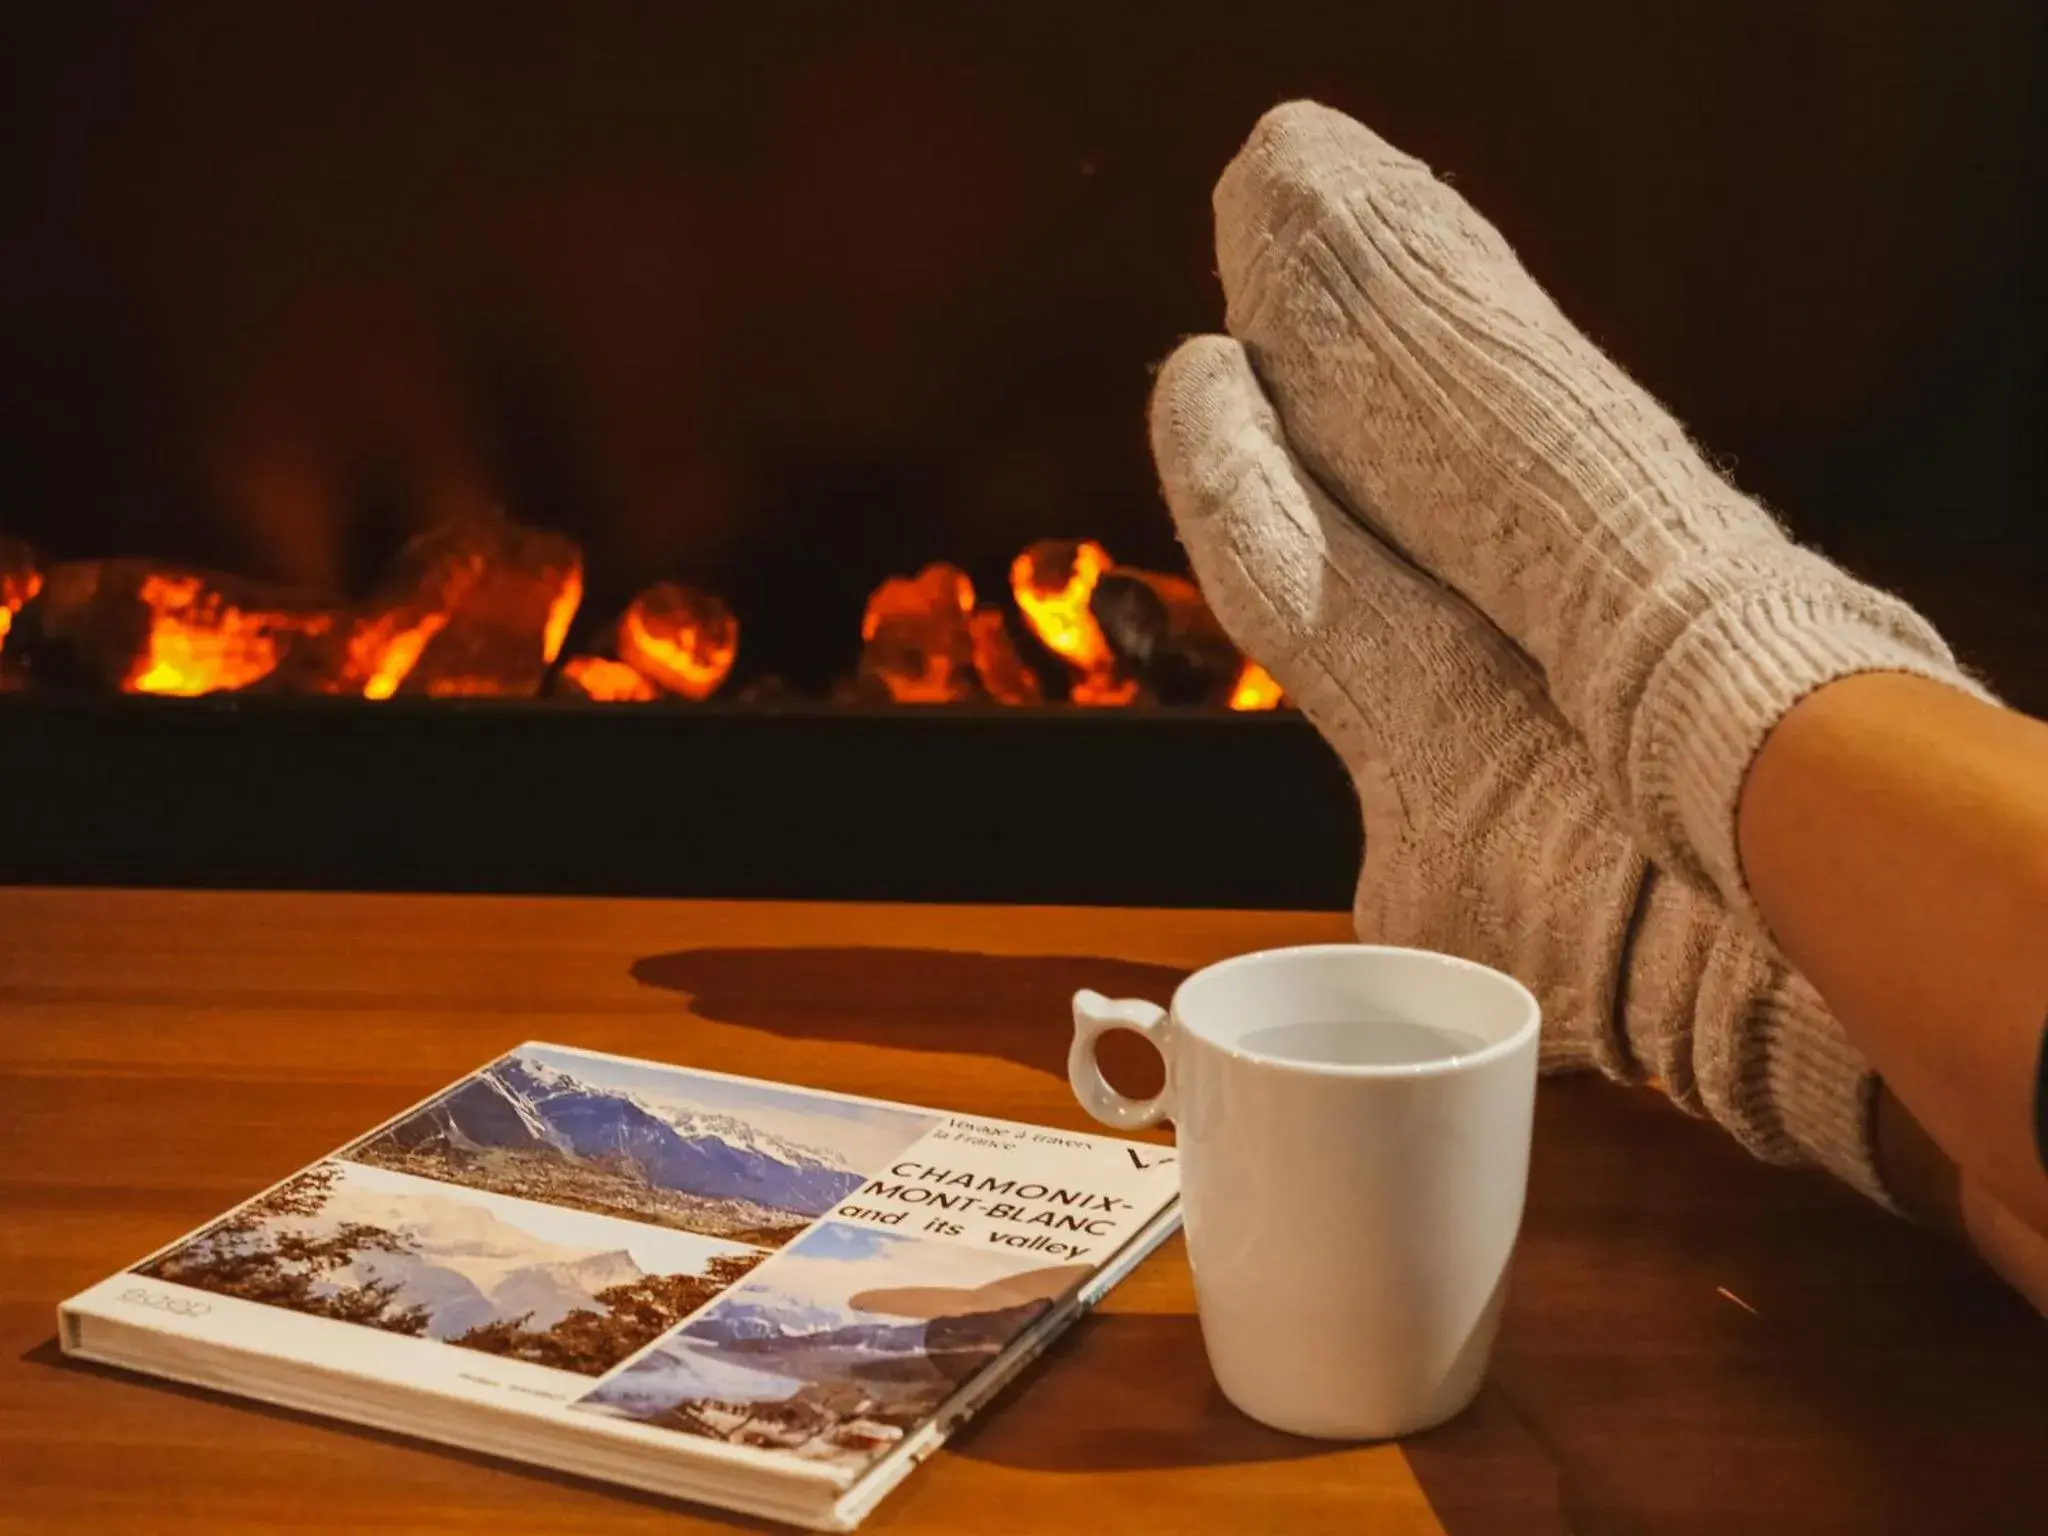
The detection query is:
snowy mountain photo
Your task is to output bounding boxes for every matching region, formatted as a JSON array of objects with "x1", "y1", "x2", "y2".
[
  {"x1": 348, "y1": 1046, "x2": 937, "y2": 1246},
  {"x1": 137, "y1": 1161, "x2": 762, "y2": 1375},
  {"x1": 574, "y1": 1222, "x2": 1084, "y2": 1468}
]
